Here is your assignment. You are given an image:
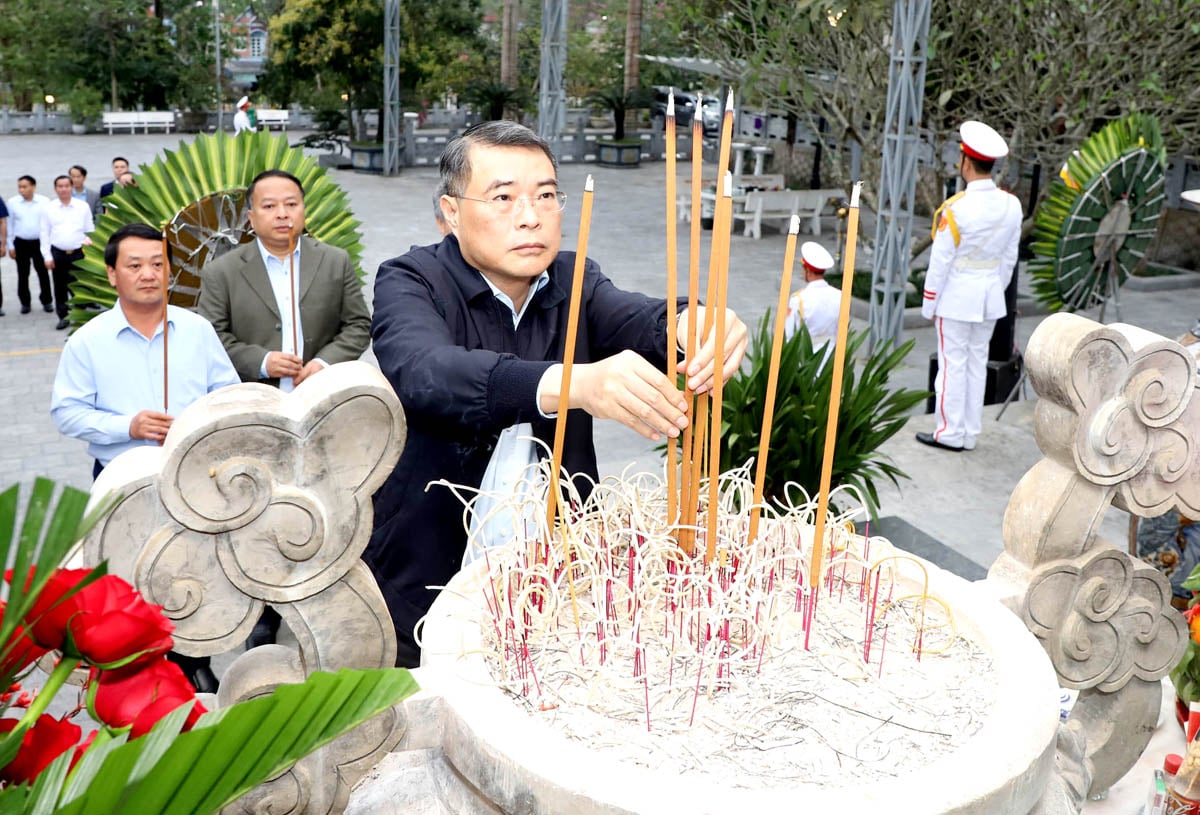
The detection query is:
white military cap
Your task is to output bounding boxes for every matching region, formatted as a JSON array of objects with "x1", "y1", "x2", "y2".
[
  {"x1": 236, "y1": 96, "x2": 250, "y2": 109},
  {"x1": 960, "y1": 120, "x2": 1009, "y2": 161},
  {"x1": 800, "y1": 241, "x2": 835, "y2": 274},
  {"x1": 1182, "y1": 190, "x2": 1200, "y2": 207}
]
